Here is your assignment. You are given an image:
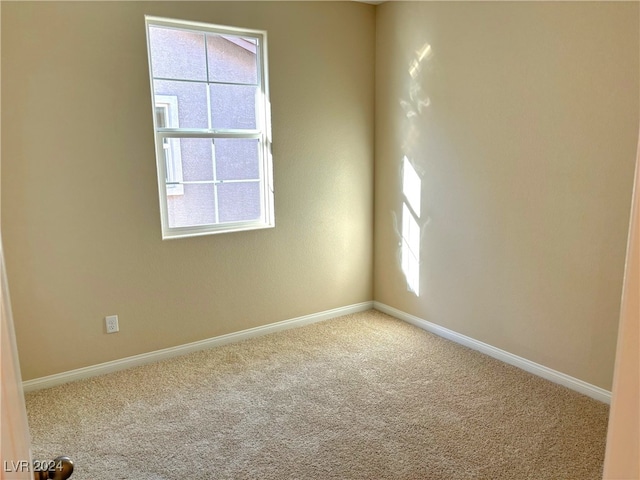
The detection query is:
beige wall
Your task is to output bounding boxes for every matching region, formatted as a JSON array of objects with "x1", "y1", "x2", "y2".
[
  {"x1": 375, "y1": 2, "x2": 639, "y2": 390},
  {"x1": 1, "y1": 1, "x2": 375, "y2": 380}
]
